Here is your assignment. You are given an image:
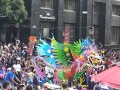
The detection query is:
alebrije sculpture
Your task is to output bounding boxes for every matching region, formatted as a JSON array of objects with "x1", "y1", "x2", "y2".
[{"x1": 32, "y1": 35, "x2": 102, "y2": 86}]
